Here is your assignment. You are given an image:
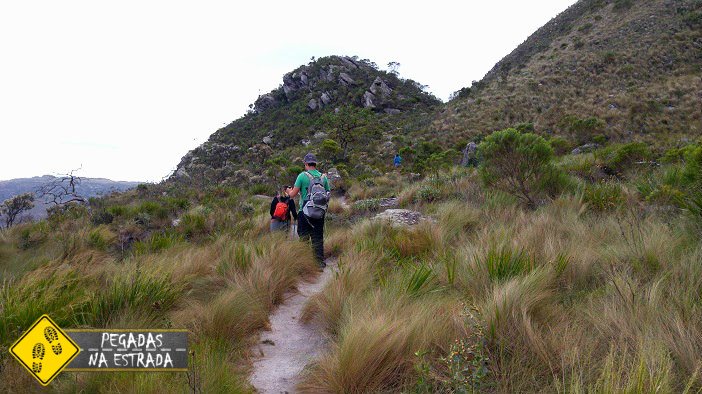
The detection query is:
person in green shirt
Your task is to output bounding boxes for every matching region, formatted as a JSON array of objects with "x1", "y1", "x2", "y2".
[{"x1": 287, "y1": 153, "x2": 330, "y2": 269}]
